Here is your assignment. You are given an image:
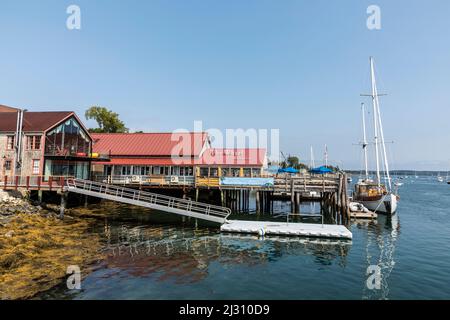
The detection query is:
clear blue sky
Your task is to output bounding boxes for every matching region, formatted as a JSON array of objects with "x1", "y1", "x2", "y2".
[{"x1": 1, "y1": 0, "x2": 449, "y2": 170}]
